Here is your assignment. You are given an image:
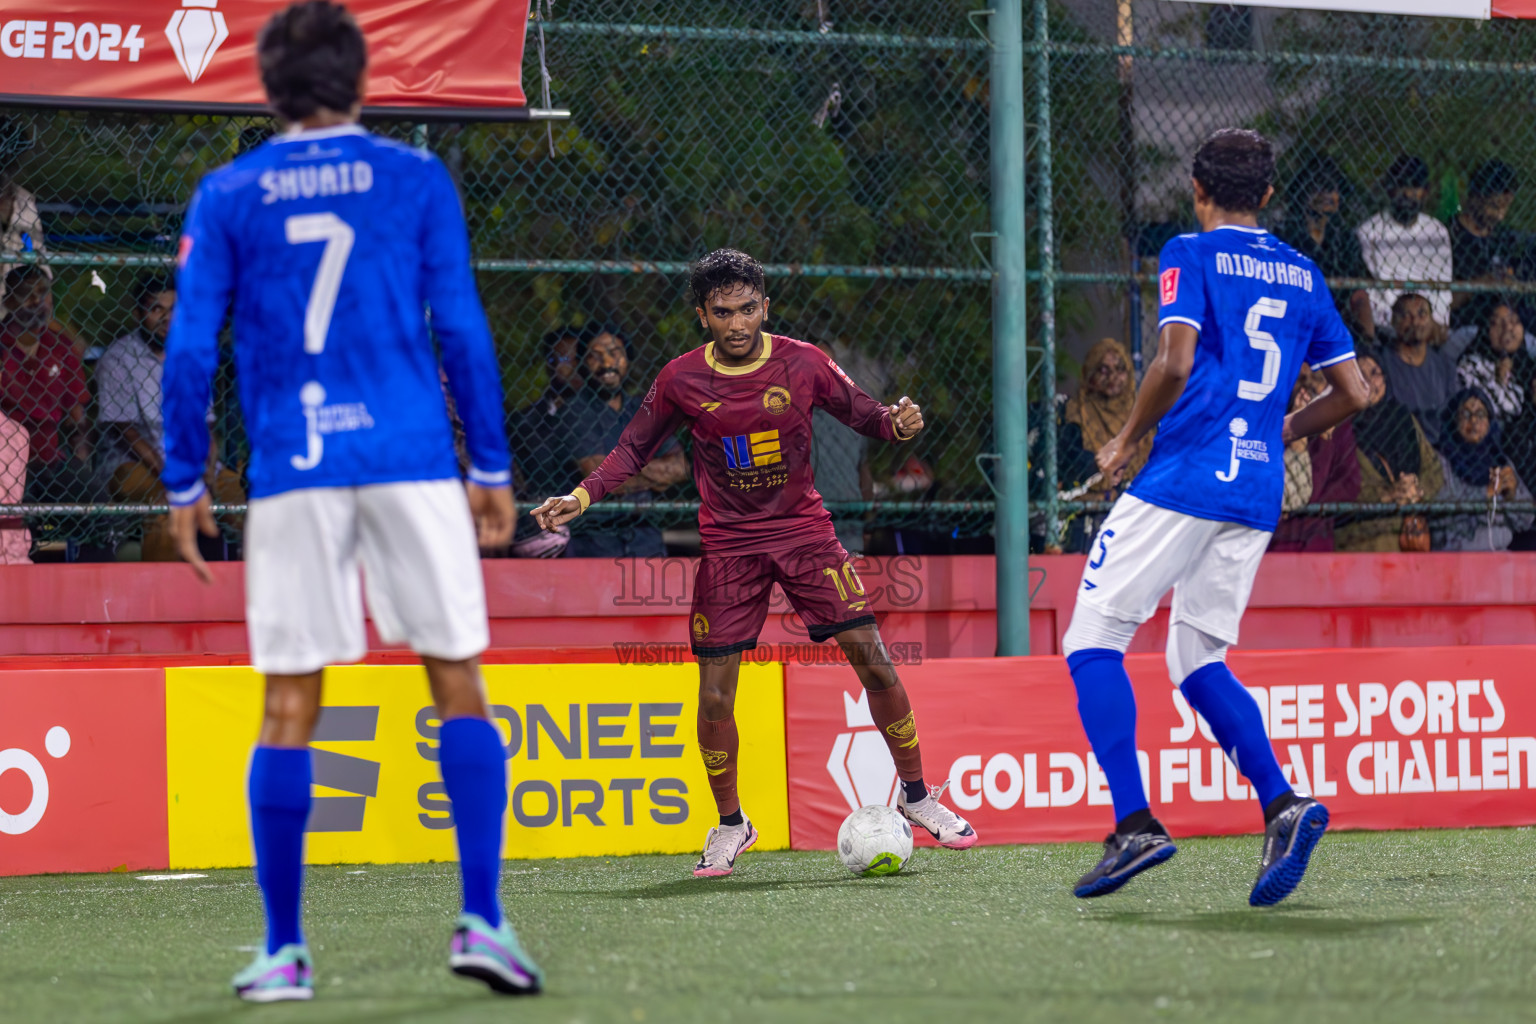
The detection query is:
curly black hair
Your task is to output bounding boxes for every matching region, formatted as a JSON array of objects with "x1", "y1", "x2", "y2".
[
  {"x1": 1192, "y1": 128, "x2": 1275, "y2": 214},
  {"x1": 258, "y1": 1, "x2": 367, "y2": 123},
  {"x1": 689, "y1": 248, "x2": 766, "y2": 307}
]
